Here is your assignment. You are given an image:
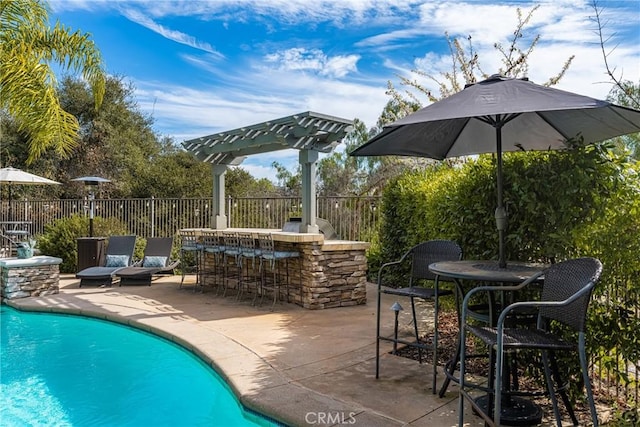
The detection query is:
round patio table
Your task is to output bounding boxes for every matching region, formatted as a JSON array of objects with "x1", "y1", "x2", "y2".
[
  {"x1": 429, "y1": 260, "x2": 545, "y2": 283},
  {"x1": 429, "y1": 260, "x2": 547, "y2": 426}
]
